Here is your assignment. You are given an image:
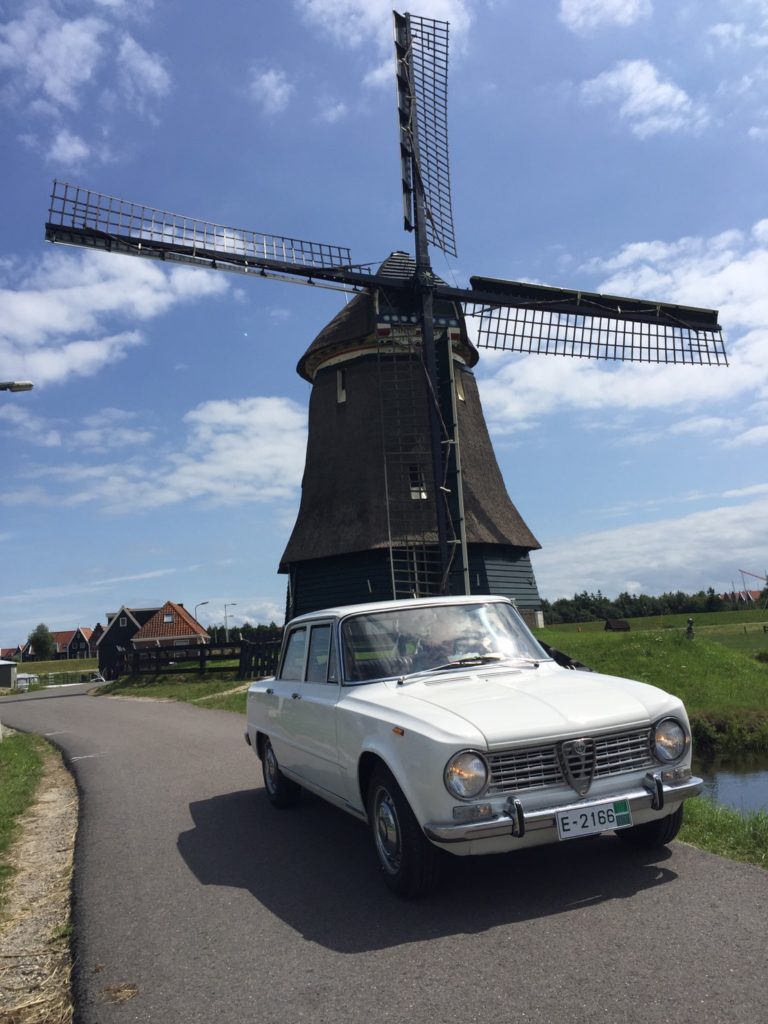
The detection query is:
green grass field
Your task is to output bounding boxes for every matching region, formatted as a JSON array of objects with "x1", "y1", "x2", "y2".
[
  {"x1": 98, "y1": 672, "x2": 242, "y2": 703},
  {"x1": 12, "y1": 657, "x2": 98, "y2": 675},
  {"x1": 535, "y1": 629, "x2": 768, "y2": 755},
  {"x1": 547, "y1": 607, "x2": 768, "y2": 633}
]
